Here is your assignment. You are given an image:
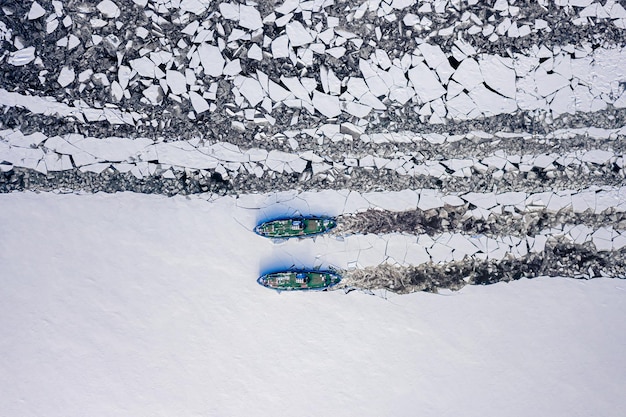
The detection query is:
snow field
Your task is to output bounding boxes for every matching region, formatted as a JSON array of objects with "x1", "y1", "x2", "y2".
[{"x1": 1, "y1": 191, "x2": 625, "y2": 417}]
